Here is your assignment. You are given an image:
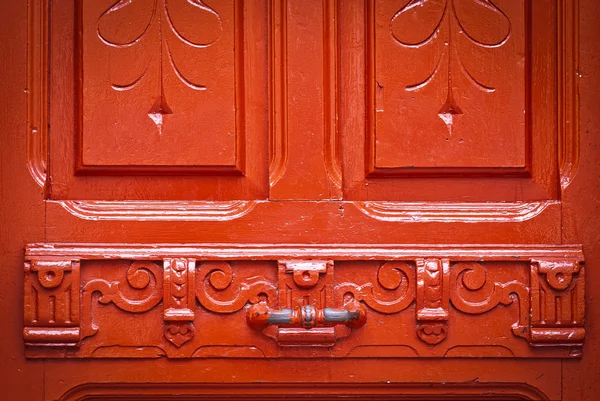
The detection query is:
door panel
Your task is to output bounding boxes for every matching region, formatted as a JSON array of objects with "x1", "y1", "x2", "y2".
[
  {"x1": 49, "y1": 0, "x2": 268, "y2": 200},
  {"x1": 341, "y1": 0, "x2": 558, "y2": 201}
]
